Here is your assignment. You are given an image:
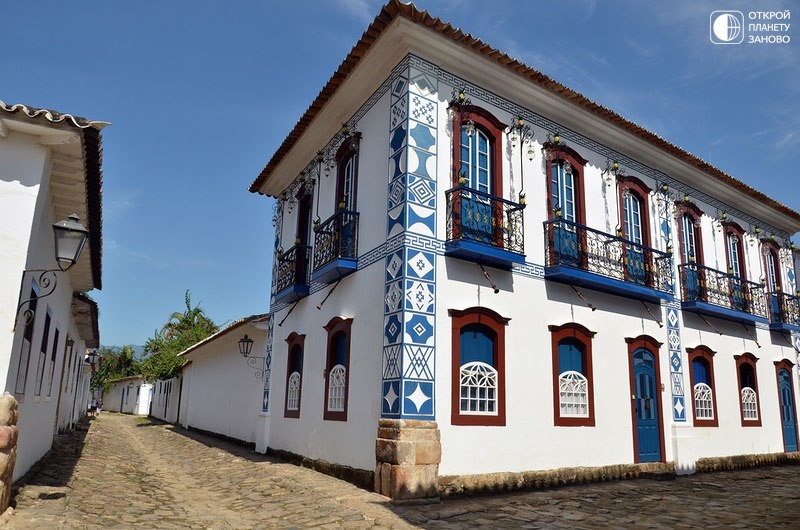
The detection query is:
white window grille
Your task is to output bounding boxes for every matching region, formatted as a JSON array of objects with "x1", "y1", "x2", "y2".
[
  {"x1": 694, "y1": 383, "x2": 714, "y2": 419},
  {"x1": 327, "y1": 364, "x2": 346, "y2": 412},
  {"x1": 741, "y1": 387, "x2": 758, "y2": 420},
  {"x1": 287, "y1": 371, "x2": 301, "y2": 411},
  {"x1": 559, "y1": 370, "x2": 589, "y2": 417},
  {"x1": 459, "y1": 361, "x2": 498, "y2": 415}
]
